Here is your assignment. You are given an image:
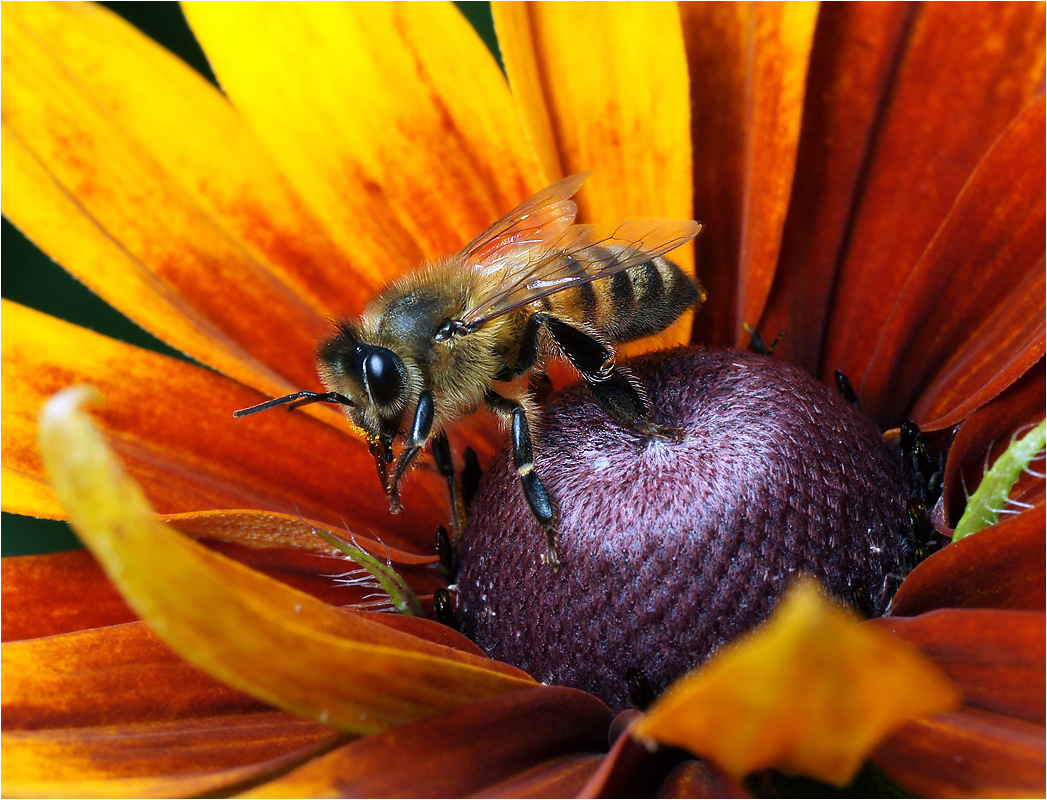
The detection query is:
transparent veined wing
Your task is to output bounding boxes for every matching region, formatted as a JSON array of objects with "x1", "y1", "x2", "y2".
[
  {"x1": 460, "y1": 218, "x2": 701, "y2": 329},
  {"x1": 460, "y1": 173, "x2": 588, "y2": 267}
]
